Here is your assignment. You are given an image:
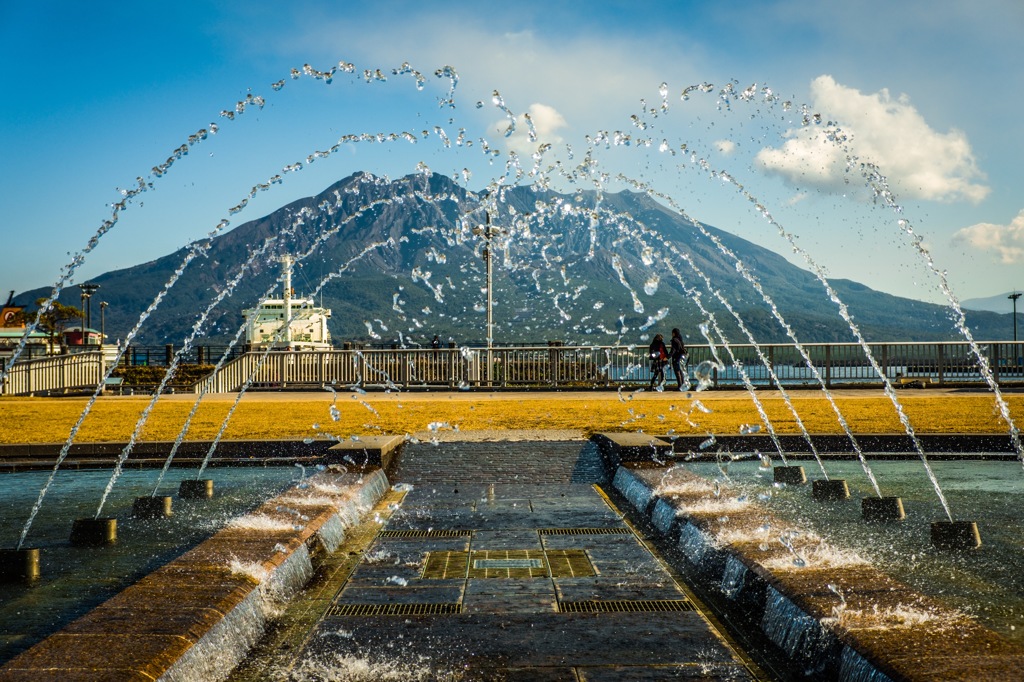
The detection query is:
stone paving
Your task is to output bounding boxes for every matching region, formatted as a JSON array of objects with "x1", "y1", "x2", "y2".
[{"x1": 260, "y1": 441, "x2": 761, "y2": 680}]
